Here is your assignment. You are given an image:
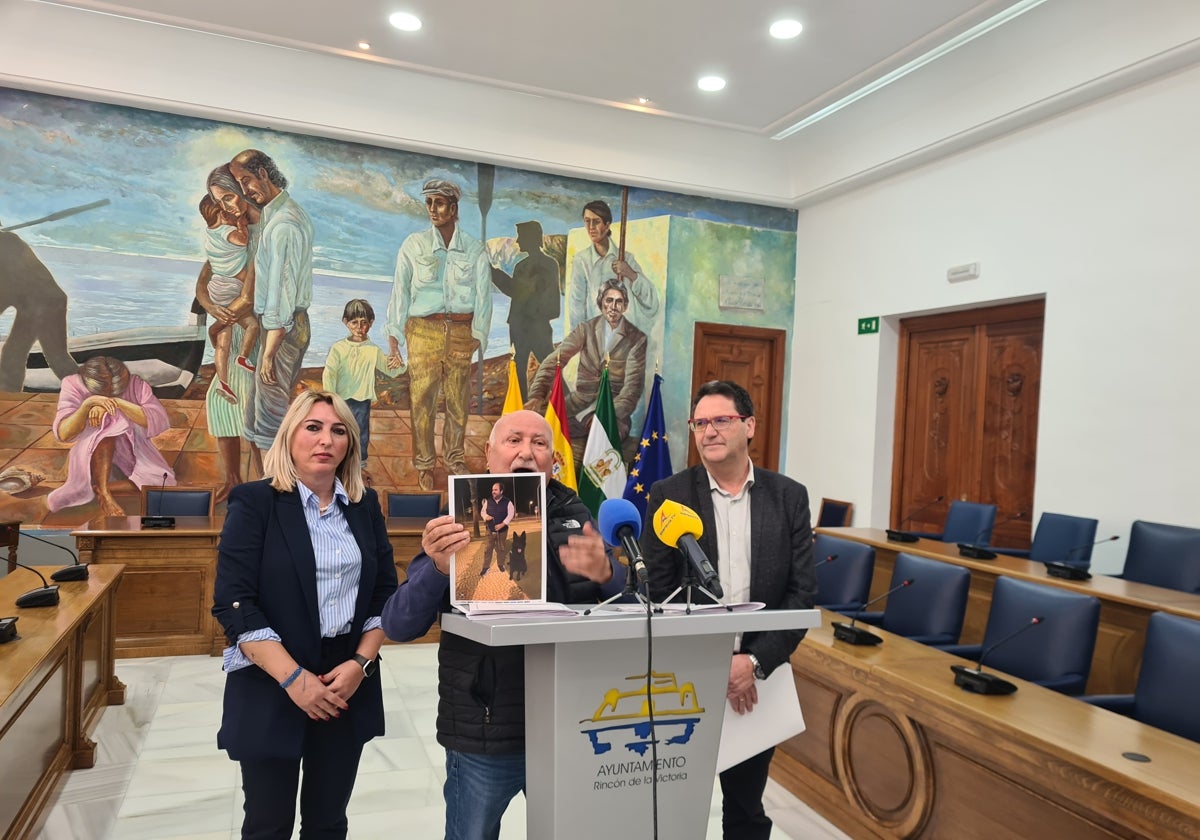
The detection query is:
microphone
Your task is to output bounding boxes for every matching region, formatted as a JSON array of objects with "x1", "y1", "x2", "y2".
[
  {"x1": 1045, "y1": 535, "x2": 1120, "y2": 581},
  {"x1": 886, "y1": 496, "x2": 944, "y2": 543},
  {"x1": 14, "y1": 528, "x2": 90, "y2": 582},
  {"x1": 8, "y1": 559, "x2": 61, "y2": 608},
  {"x1": 597, "y1": 498, "x2": 648, "y2": 586},
  {"x1": 141, "y1": 472, "x2": 175, "y2": 529},
  {"x1": 820, "y1": 554, "x2": 839, "y2": 565},
  {"x1": 951, "y1": 616, "x2": 1044, "y2": 695},
  {"x1": 652, "y1": 498, "x2": 723, "y2": 599},
  {"x1": 831, "y1": 578, "x2": 914, "y2": 646},
  {"x1": 957, "y1": 511, "x2": 1025, "y2": 560}
]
